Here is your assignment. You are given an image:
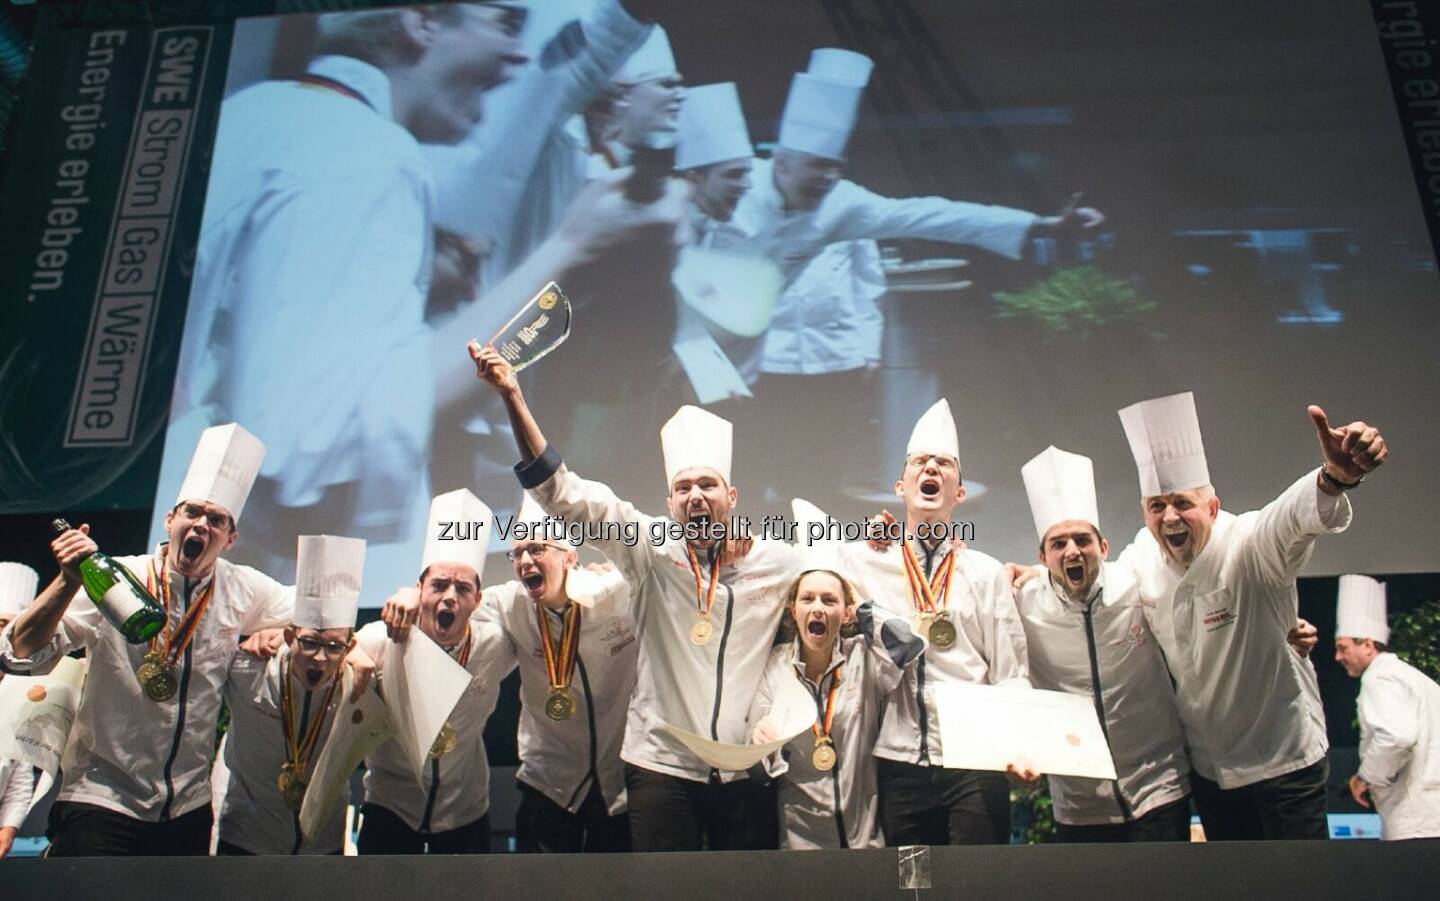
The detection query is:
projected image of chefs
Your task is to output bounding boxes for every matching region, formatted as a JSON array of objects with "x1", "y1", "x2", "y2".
[{"x1": 155, "y1": 3, "x2": 689, "y2": 593}]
